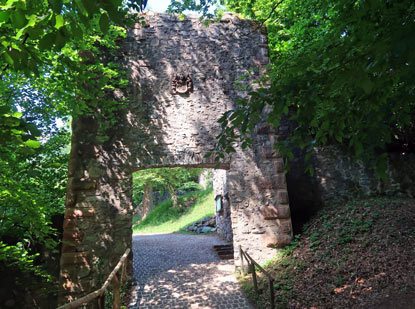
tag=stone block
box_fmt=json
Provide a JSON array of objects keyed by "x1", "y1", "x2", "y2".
[
  {"x1": 262, "y1": 233, "x2": 292, "y2": 248},
  {"x1": 61, "y1": 243, "x2": 77, "y2": 253},
  {"x1": 65, "y1": 207, "x2": 96, "y2": 219},
  {"x1": 256, "y1": 124, "x2": 278, "y2": 135},
  {"x1": 259, "y1": 204, "x2": 291, "y2": 220},
  {"x1": 274, "y1": 158, "x2": 285, "y2": 173},
  {"x1": 62, "y1": 230, "x2": 85, "y2": 245},
  {"x1": 276, "y1": 218, "x2": 293, "y2": 234},
  {"x1": 63, "y1": 218, "x2": 77, "y2": 230},
  {"x1": 260, "y1": 148, "x2": 279, "y2": 159},
  {"x1": 70, "y1": 178, "x2": 97, "y2": 191},
  {"x1": 65, "y1": 191, "x2": 77, "y2": 207},
  {"x1": 273, "y1": 174, "x2": 287, "y2": 189},
  {"x1": 277, "y1": 190, "x2": 289, "y2": 204},
  {"x1": 60, "y1": 252, "x2": 91, "y2": 266}
]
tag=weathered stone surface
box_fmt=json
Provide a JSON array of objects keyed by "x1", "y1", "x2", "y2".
[
  {"x1": 259, "y1": 204, "x2": 291, "y2": 220},
  {"x1": 274, "y1": 158, "x2": 285, "y2": 173},
  {"x1": 60, "y1": 252, "x2": 91, "y2": 266},
  {"x1": 262, "y1": 233, "x2": 292, "y2": 248},
  {"x1": 59, "y1": 13, "x2": 292, "y2": 305},
  {"x1": 277, "y1": 190, "x2": 289, "y2": 204}
]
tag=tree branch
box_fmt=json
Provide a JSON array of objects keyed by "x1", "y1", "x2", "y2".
[
  {"x1": 260, "y1": 0, "x2": 284, "y2": 27},
  {"x1": 1, "y1": 33, "x2": 30, "y2": 80}
]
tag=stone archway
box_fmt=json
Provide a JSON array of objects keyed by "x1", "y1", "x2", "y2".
[{"x1": 59, "y1": 13, "x2": 293, "y2": 306}]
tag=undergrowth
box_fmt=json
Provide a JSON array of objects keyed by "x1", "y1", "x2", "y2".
[
  {"x1": 132, "y1": 188, "x2": 214, "y2": 234},
  {"x1": 239, "y1": 197, "x2": 415, "y2": 308}
]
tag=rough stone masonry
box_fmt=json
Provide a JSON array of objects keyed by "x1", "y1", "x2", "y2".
[{"x1": 58, "y1": 12, "x2": 293, "y2": 306}]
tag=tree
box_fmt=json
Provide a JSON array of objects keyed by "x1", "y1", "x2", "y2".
[
  {"x1": 170, "y1": 0, "x2": 415, "y2": 177},
  {"x1": 133, "y1": 167, "x2": 202, "y2": 212},
  {"x1": 0, "y1": 0, "x2": 148, "y2": 304}
]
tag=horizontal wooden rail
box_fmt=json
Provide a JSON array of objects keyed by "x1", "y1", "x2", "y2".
[
  {"x1": 239, "y1": 246, "x2": 276, "y2": 309},
  {"x1": 57, "y1": 248, "x2": 130, "y2": 309}
]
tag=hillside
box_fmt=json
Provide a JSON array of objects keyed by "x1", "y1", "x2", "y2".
[
  {"x1": 240, "y1": 197, "x2": 415, "y2": 308},
  {"x1": 132, "y1": 189, "x2": 215, "y2": 234}
]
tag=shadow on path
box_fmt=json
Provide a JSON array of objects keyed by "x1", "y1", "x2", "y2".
[{"x1": 128, "y1": 233, "x2": 253, "y2": 308}]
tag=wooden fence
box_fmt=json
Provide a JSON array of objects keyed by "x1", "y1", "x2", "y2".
[
  {"x1": 239, "y1": 246, "x2": 275, "y2": 309},
  {"x1": 57, "y1": 248, "x2": 131, "y2": 309}
]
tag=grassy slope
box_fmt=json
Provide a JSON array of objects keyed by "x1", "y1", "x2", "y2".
[
  {"x1": 132, "y1": 188, "x2": 215, "y2": 234},
  {"x1": 240, "y1": 197, "x2": 415, "y2": 308}
]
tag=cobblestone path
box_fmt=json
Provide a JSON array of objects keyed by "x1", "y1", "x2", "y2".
[{"x1": 128, "y1": 233, "x2": 253, "y2": 309}]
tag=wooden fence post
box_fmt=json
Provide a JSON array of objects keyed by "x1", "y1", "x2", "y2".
[
  {"x1": 239, "y1": 246, "x2": 246, "y2": 275},
  {"x1": 250, "y1": 262, "x2": 258, "y2": 295},
  {"x1": 112, "y1": 272, "x2": 120, "y2": 309},
  {"x1": 98, "y1": 292, "x2": 105, "y2": 309}
]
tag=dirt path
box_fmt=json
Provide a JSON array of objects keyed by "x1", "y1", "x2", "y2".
[{"x1": 128, "y1": 233, "x2": 253, "y2": 309}]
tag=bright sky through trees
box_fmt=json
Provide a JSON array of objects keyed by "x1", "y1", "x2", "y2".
[{"x1": 146, "y1": 0, "x2": 170, "y2": 12}]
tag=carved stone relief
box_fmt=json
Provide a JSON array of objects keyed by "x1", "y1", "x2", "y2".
[{"x1": 172, "y1": 73, "x2": 193, "y2": 94}]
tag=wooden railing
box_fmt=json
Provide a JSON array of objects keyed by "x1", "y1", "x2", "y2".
[
  {"x1": 239, "y1": 246, "x2": 275, "y2": 309},
  {"x1": 57, "y1": 248, "x2": 131, "y2": 309}
]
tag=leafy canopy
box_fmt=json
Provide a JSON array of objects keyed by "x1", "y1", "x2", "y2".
[{"x1": 0, "y1": 0, "x2": 148, "y2": 292}]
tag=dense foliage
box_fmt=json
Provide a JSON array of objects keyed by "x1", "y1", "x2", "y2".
[
  {"x1": 0, "y1": 0, "x2": 147, "y2": 303},
  {"x1": 133, "y1": 167, "x2": 202, "y2": 208},
  {"x1": 170, "y1": 0, "x2": 415, "y2": 177}
]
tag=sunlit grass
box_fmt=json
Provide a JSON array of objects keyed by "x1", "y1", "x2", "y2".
[{"x1": 132, "y1": 188, "x2": 214, "y2": 234}]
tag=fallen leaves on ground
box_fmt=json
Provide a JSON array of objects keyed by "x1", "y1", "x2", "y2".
[{"x1": 240, "y1": 197, "x2": 415, "y2": 308}]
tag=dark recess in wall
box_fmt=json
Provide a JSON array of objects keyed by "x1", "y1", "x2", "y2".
[
  {"x1": 278, "y1": 115, "x2": 323, "y2": 235},
  {"x1": 286, "y1": 161, "x2": 323, "y2": 235}
]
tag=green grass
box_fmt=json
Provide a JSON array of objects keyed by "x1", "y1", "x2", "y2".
[{"x1": 132, "y1": 188, "x2": 215, "y2": 234}]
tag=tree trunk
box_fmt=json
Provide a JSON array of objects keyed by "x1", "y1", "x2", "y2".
[
  {"x1": 168, "y1": 184, "x2": 179, "y2": 208},
  {"x1": 140, "y1": 182, "x2": 153, "y2": 220}
]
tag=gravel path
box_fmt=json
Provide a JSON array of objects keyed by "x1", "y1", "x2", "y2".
[{"x1": 128, "y1": 233, "x2": 253, "y2": 309}]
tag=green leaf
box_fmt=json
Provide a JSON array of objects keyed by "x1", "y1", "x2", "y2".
[
  {"x1": 55, "y1": 14, "x2": 64, "y2": 29},
  {"x1": 48, "y1": 0, "x2": 63, "y2": 13},
  {"x1": 10, "y1": 9, "x2": 25, "y2": 28},
  {"x1": 54, "y1": 29, "x2": 67, "y2": 50},
  {"x1": 70, "y1": 22, "x2": 83, "y2": 39},
  {"x1": 27, "y1": 26, "x2": 43, "y2": 39},
  {"x1": 1, "y1": 0, "x2": 19, "y2": 10},
  {"x1": 4, "y1": 51, "x2": 14, "y2": 65},
  {"x1": 24, "y1": 140, "x2": 41, "y2": 149},
  {"x1": 39, "y1": 32, "x2": 56, "y2": 51},
  {"x1": 107, "y1": 8, "x2": 123, "y2": 24},
  {"x1": 360, "y1": 77, "x2": 372, "y2": 94},
  {"x1": 81, "y1": 0, "x2": 98, "y2": 15},
  {"x1": 99, "y1": 13, "x2": 109, "y2": 34},
  {"x1": 0, "y1": 11, "x2": 10, "y2": 23}
]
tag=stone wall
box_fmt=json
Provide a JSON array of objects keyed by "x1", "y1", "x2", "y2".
[
  {"x1": 280, "y1": 116, "x2": 415, "y2": 233},
  {"x1": 59, "y1": 12, "x2": 293, "y2": 305},
  {"x1": 213, "y1": 169, "x2": 233, "y2": 242}
]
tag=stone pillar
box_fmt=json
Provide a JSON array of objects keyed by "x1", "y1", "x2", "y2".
[
  {"x1": 213, "y1": 169, "x2": 233, "y2": 242},
  {"x1": 58, "y1": 116, "x2": 133, "y2": 307},
  {"x1": 230, "y1": 122, "x2": 293, "y2": 266}
]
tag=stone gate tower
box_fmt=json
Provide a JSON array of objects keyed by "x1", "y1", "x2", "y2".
[{"x1": 59, "y1": 12, "x2": 293, "y2": 306}]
